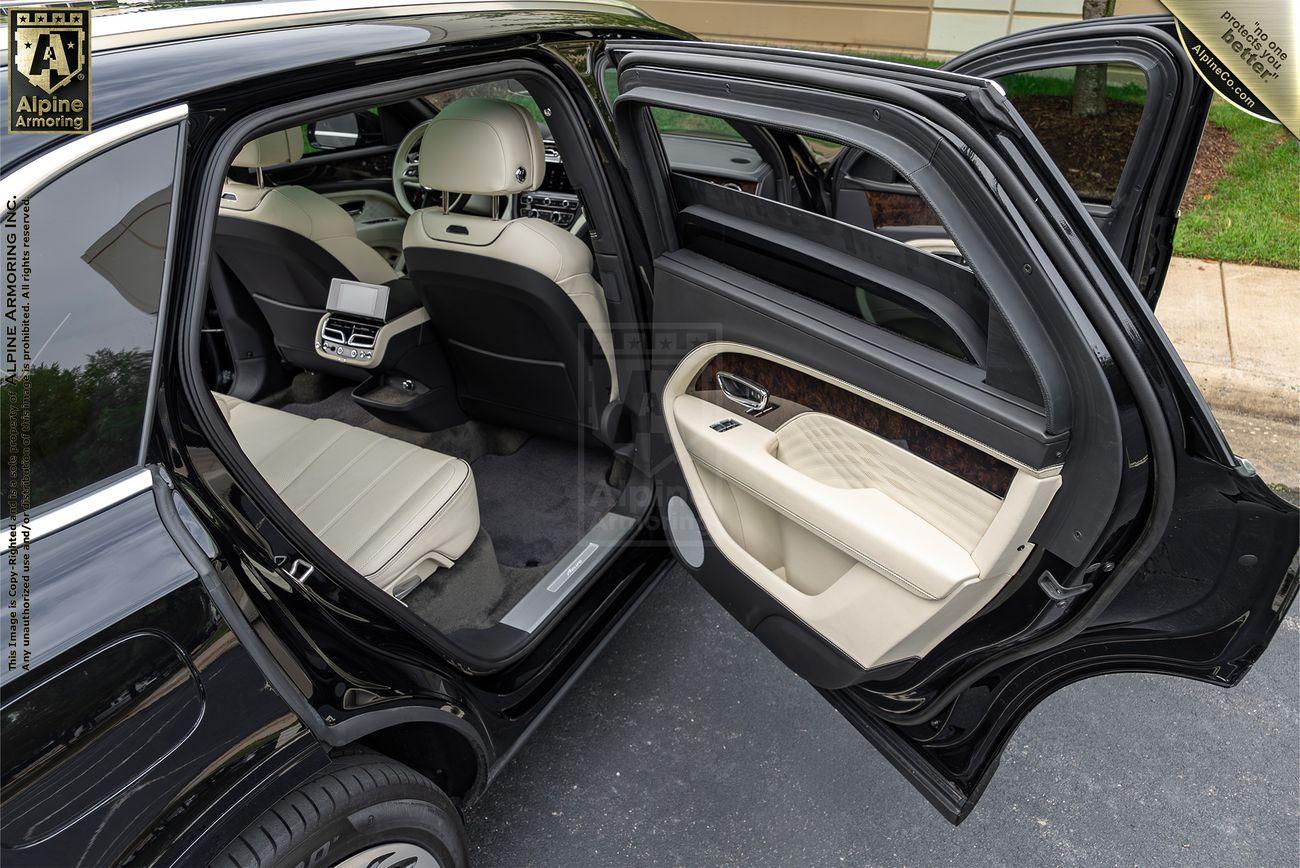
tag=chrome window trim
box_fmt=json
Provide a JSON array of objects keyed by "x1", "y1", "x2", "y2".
[
  {"x1": 86, "y1": 0, "x2": 652, "y2": 52},
  {"x1": 9, "y1": 468, "x2": 154, "y2": 549},
  {"x1": 1, "y1": 104, "x2": 189, "y2": 207}
]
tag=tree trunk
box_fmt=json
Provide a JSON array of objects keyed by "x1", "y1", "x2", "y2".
[{"x1": 1072, "y1": 0, "x2": 1114, "y2": 117}]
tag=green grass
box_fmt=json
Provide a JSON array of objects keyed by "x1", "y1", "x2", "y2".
[
  {"x1": 1173, "y1": 103, "x2": 1300, "y2": 269},
  {"x1": 650, "y1": 107, "x2": 743, "y2": 139},
  {"x1": 858, "y1": 53, "x2": 1299, "y2": 269},
  {"x1": 996, "y1": 70, "x2": 1147, "y2": 106},
  {"x1": 846, "y1": 52, "x2": 941, "y2": 69}
]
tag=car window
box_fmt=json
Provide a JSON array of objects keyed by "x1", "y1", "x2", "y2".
[
  {"x1": 0, "y1": 127, "x2": 179, "y2": 512},
  {"x1": 427, "y1": 79, "x2": 546, "y2": 129},
  {"x1": 800, "y1": 134, "x2": 844, "y2": 165},
  {"x1": 995, "y1": 62, "x2": 1147, "y2": 204},
  {"x1": 601, "y1": 66, "x2": 745, "y2": 141},
  {"x1": 634, "y1": 100, "x2": 1044, "y2": 404},
  {"x1": 652, "y1": 108, "x2": 744, "y2": 141},
  {"x1": 646, "y1": 106, "x2": 993, "y2": 364}
]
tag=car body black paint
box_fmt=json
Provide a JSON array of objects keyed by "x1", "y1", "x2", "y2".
[
  {"x1": 0, "y1": 10, "x2": 682, "y2": 865},
  {"x1": 0, "y1": 7, "x2": 1294, "y2": 862},
  {"x1": 0, "y1": 490, "x2": 313, "y2": 867}
]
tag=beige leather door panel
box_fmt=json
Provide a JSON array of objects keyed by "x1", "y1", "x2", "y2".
[{"x1": 664, "y1": 343, "x2": 1061, "y2": 670}]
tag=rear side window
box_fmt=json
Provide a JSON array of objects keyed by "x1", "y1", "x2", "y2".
[
  {"x1": 995, "y1": 62, "x2": 1147, "y2": 204},
  {"x1": 1, "y1": 127, "x2": 179, "y2": 511},
  {"x1": 602, "y1": 68, "x2": 746, "y2": 142}
]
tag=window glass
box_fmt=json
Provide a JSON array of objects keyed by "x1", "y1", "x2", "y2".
[
  {"x1": 652, "y1": 108, "x2": 744, "y2": 141},
  {"x1": 800, "y1": 134, "x2": 844, "y2": 165},
  {"x1": 996, "y1": 62, "x2": 1147, "y2": 203},
  {"x1": 601, "y1": 67, "x2": 744, "y2": 141},
  {"x1": 1, "y1": 127, "x2": 178, "y2": 511},
  {"x1": 645, "y1": 106, "x2": 993, "y2": 366},
  {"x1": 427, "y1": 79, "x2": 545, "y2": 127}
]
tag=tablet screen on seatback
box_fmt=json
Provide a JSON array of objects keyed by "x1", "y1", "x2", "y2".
[{"x1": 327, "y1": 278, "x2": 390, "y2": 321}]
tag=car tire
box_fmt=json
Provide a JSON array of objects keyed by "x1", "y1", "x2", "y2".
[{"x1": 210, "y1": 751, "x2": 468, "y2": 868}]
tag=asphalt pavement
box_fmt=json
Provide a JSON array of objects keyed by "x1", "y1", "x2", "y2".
[{"x1": 465, "y1": 563, "x2": 1299, "y2": 867}]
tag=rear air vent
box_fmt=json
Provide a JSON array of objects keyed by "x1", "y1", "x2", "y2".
[{"x1": 322, "y1": 316, "x2": 379, "y2": 348}]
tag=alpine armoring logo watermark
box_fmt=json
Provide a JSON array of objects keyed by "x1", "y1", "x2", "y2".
[{"x1": 7, "y1": 6, "x2": 92, "y2": 135}]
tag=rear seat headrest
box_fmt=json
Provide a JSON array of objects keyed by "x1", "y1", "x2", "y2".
[
  {"x1": 233, "y1": 128, "x2": 305, "y2": 169},
  {"x1": 417, "y1": 98, "x2": 546, "y2": 196}
]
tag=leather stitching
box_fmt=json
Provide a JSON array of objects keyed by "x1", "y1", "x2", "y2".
[
  {"x1": 689, "y1": 452, "x2": 955, "y2": 600},
  {"x1": 352, "y1": 460, "x2": 466, "y2": 572},
  {"x1": 287, "y1": 436, "x2": 386, "y2": 514},
  {"x1": 364, "y1": 469, "x2": 476, "y2": 582}
]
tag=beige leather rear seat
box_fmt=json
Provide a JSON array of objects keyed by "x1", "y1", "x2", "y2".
[{"x1": 214, "y1": 393, "x2": 479, "y2": 598}]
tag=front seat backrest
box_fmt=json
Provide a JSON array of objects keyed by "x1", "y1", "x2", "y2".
[
  {"x1": 215, "y1": 128, "x2": 401, "y2": 375},
  {"x1": 403, "y1": 98, "x2": 619, "y2": 442}
]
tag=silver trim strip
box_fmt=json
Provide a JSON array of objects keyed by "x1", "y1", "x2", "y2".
[
  {"x1": 499, "y1": 511, "x2": 638, "y2": 633},
  {"x1": 2, "y1": 104, "x2": 189, "y2": 206},
  {"x1": 11, "y1": 468, "x2": 154, "y2": 548}
]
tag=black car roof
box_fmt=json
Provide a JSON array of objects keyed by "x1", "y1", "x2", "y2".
[
  {"x1": 64, "y1": 0, "x2": 655, "y2": 52},
  {"x1": 0, "y1": 1, "x2": 681, "y2": 172}
]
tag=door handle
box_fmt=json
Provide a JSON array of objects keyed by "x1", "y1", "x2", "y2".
[{"x1": 716, "y1": 371, "x2": 770, "y2": 414}]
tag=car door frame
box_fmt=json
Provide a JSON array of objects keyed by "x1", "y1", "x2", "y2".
[
  {"x1": 607, "y1": 40, "x2": 1296, "y2": 823},
  {"x1": 0, "y1": 108, "x2": 329, "y2": 867},
  {"x1": 945, "y1": 14, "x2": 1212, "y2": 304}
]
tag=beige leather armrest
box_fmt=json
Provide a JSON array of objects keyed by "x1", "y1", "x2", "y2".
[{"x1": 673, "y1": 395, "x2": 979, "y2": 600}]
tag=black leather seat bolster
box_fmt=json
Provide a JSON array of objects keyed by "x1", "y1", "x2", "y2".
[
  {"x1": 384, "y1": 276, "x2": 422, "y2": 317},
  {"x1": 405, "y1": 246, "x2": 610, "y2": 439}
]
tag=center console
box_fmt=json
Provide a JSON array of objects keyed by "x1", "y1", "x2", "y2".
[
  {"x1": 314, "y1": 277, "x2": 464, "y2": 431},
  {"x1": 517, "y1": 148, "x2": 582, "y2": 230},
  {"x1": 518, "y1": 190, "x2": 580, "y2": 228},
  {"x1": 315, "y1": 278, "x2": 426, "y2": 369}
]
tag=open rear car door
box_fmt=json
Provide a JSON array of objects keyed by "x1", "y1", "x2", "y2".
[{"x1": 608, "y1": 38, "x2": 1298, "y2": 823}]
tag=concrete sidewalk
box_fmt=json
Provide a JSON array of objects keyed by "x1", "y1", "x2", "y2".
[{"x1": 1158, "y1": 257, "x2": 1299, "y2": 488}]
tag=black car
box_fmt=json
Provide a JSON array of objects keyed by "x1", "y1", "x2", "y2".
[{"x1": 1, "y1": 2, "x2": 1295, "y2": 865}]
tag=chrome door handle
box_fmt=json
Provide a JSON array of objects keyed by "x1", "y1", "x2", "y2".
[{"x1": 716, "y1": 371, "x2": 770, "y2": 414}]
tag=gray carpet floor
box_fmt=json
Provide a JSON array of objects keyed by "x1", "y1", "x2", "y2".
[
  {"x1": 408, "y1": 437, "x2": 619, "y2": 633},
  {"x1": 404, "y1": 530, "x2": 547, "y2": 634},
  {"x1": 471, "y1": 435, "x2": 619, "y2": 568},
  {"x1": 274, "y1": 378, "x2": 622, "y2": 633}
]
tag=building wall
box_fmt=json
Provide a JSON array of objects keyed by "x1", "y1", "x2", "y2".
[{"x1": 636, "y1": 0, "x2": 1167, "y2": 59}]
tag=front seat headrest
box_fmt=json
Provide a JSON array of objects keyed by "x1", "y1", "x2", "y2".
[
  {"x1": 233, "y1": 128, "x2": 305, "y2": 169},
  {"x1": 417, "y1": 98, "x2": 546, "y2": 196}
]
